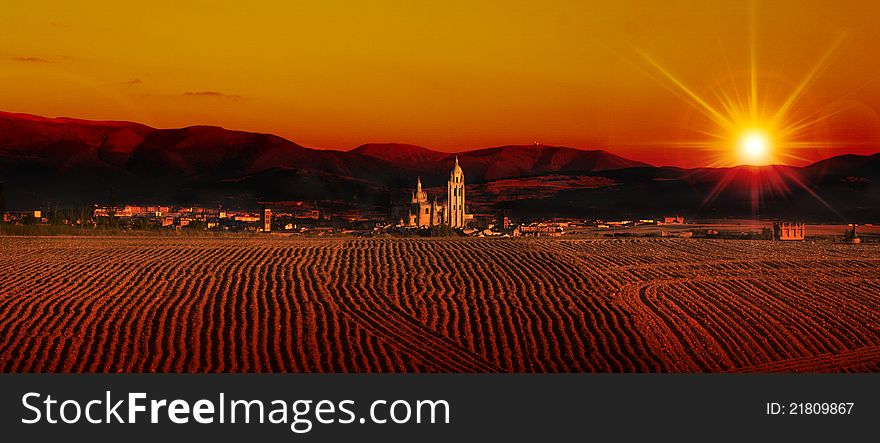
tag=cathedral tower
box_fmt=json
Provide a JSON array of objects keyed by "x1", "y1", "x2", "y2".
[{"x1": 447, "y1": 157, "x2": 465, "y2": 228}]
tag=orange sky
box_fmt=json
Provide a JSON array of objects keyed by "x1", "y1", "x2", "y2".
[{"x1": 2, "y1": 1, "x2": 879, "y2": 167}]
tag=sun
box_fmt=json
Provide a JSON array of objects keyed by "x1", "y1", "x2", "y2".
[
  {"x1": 738, "y1": 129, "x2": 772, "y2": 164},
  {"x1": 632, "y1": 20, "x2": 849, "y2": 170},
  {"x1": 628, "y1": 7, "x2": 851, "y2": 216}
]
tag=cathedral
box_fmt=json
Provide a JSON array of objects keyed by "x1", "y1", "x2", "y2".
[{"x1": 395, "y1": 157, "x2": 467, "y2": 228}]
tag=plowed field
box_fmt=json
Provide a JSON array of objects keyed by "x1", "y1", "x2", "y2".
[{"x1": 1, "y1": 237, "x2": 878, "y2": 372}]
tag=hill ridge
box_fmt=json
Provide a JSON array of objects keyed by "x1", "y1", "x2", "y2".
[{"x1": 1, "y1": 111, "x2": 878, "y2": 221}]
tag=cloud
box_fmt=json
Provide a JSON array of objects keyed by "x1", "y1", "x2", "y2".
[
  {"x1": 121, "y1": 78, "x2": 143, "y2": 87},
  {"x1": 12, "y1": 56, "x2": 48, "y2": 63},
  {"x1": 182, "y1": 91, "x2": 242, "y2": 100}
]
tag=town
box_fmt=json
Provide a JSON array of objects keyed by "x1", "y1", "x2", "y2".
[{"x1": 0, "y1": 158, "x2": 871, "y2": 243}]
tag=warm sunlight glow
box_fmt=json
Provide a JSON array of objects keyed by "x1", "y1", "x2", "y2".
[
  {"x1": 738, "y1": 130, "x2": 771, "y2": 164},
  {"x1": 3, "y1": 2, "x2": 878, "y2": 165},
  {"x1": 629, "y1": 5, "x2": 860, "y2": 217}
]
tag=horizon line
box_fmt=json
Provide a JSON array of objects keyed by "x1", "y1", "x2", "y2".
[{"x1": 2, "y1": 109, "x2": 878, "y2": 169}]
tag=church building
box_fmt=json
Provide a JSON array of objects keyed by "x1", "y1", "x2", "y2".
[{"x1": 394, "y1": 157, "x2": 468, "y2": 228}]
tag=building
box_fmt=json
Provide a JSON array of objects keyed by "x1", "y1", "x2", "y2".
[
  {"x1": 844, "y1": 224, "x2": 861, "y2": 244},
  {"x1": 499, "y1": 215, "x2": 511, "y2": 230},
  {"x1": 261, "y1": 207, "x2": 272, "y2": 232},
  {"x1": 447, "y1": 157, "x2": 465, "y2": 228},
  {"x1": 513, "y1": 223, "x2": 564, "y2": 237},
  {"x1": 395, "y1": 177, "x2": 445, "y2": 228},
  {"x1": 773, "y1": 222, "x2": 805, "y2": 241},
  {"x1": 661, "y1": 215, "x2": 685, "y2": 225},
  {"x1": 393, "y1": 158, "x2": 469, "y2": 229}
]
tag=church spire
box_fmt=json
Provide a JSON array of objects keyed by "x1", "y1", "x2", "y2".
[
  {"x1": 450, "y1": 156, "x2": 463, "y2": 177},
  {"x1": 417, "y1": 176, "x2": 422, "y2": 192}
]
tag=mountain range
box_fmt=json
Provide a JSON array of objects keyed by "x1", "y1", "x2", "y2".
[{"x1": 1, "y1": 111, "x2": 878, "y2": 221}]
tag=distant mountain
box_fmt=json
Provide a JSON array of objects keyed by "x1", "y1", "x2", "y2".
[
  {"x1": 0, "y1": 112, "x2": 650, "y2": 208},
  {"x1": 352, "y1": 143, "x2": 649, "y2": 183},
  {"x1": 495, "y1": 158, "x2": 880, "y2": 222},
  {"x1": 0, "y1": 112, "x2": 386, "y2": 179},
  {"x1": 0, "y1": 111, "x2": 878, "y2": 221},
  {"x1": 0, "y1": 112, "x2": 152, "y2": 171},
  {"x1": 350, "y1": 143, "x2": 448, "y2": 165},
  {"x1": 454, "y1": 145, "x2": 649, "y2": 181},
  {"x1": 801, "y1": 153, "x2": 880, "y2": 184}
]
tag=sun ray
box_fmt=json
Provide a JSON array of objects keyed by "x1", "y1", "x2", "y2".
[
  {"x1": 622, "y1": 1, "x2": 873, "y2": 221},
  {"x1": 716, "y1": 89, "x2": 746, "y2": 124},
  {"x1": 777, "y1": 150, "x2": 813, "y2": 164},
  {"x1": 777, "y1": 100, "x2": 860, "y2": 139},
  {"x1": 622, "y1": 3, "x2": 867, "y2": 220},
  {"x1": 769, "y1": 34, "x2": 848, "y2": 129},
  {"x1": 784, "y1": 140, "x2": 877, "y2": 147},
  {"x1": 776, "y1": 167, "x2": 845, "y2": 219},
  {"x1": 749, "y1": 0, "x2": 759, "y2": 122},
  {"x1": 632, "y1": 46, "x2": 737, "y2": 133},
  {"x1": 711, "y1": 10, "x2": 747, "y2": 120},
  {"x1": 693, "y1": 129, "x2": 731, "y2": 141}
]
